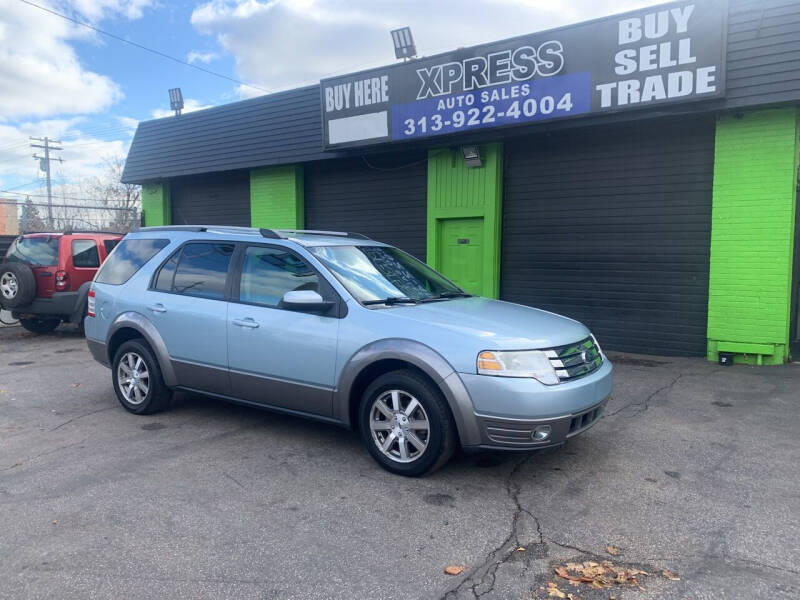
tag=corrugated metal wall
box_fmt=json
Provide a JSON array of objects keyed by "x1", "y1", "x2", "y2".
[
  {"x1": 726, "y1": 0, "x2": 800, "y2": 107},
  {"x1": 170, "y1": 171, "x2": 251, "y2": 227},
  {"x1": 501, "y1": 116, "x2": 715, "y2": 356},
  {"x1": 304, "y1": 153, "x2": 428, "y2": 260}
]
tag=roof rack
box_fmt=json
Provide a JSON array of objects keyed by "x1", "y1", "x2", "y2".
[
  {"x1": 21, "y1": 229, "x2": 124, "y2": 236},
  {"x1": 137, "y1": 225, "x2": 262, "y2": 235},
  {"x1": 260, "y1": 229, "x2": 371, "y2": 240},
  {"x1": 62, "y1": 229, "x2": 125, "y2": 236},
  {"x1": 137, "y1": 225, "x2": 207, "y2": 232}
]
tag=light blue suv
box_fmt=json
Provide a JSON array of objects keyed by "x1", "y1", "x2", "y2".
[{"x1": 86, "y1": 226, "x2": 612, "y2": 476}]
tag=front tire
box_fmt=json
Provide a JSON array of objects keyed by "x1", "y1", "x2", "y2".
[
  {"x1": 112, "y1": 339, "x2": 172, "y2": 415},
  {"x1": 19, "y1": 318, "x2": 60, "y2": 334},
  {"x1": 359, "y1": 369, "x2": 456, "y2": 477}
]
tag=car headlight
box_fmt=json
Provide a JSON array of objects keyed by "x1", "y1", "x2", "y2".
[
  {"x1": 477, "y1": 350, "x2": 559, "y2": 385},
  {"x1": 591, "y1": 333, "x2": 603, "y2": 356}
]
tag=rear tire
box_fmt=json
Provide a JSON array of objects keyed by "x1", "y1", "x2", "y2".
[
  {"x1": 0, "y1": 263, "x2": 36, "y2": 309},
  {"x1": 359, "y1": 369, "x2": 456, "y2": 477},
  {"x1": 19, "y1": 318, "x2": 60, "y2": 334},
  {"x1": 112, "y1": 339, "x2": 172, "y2": 415}
]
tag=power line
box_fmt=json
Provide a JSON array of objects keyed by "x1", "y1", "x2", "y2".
[
  {"x1": 0, "y1": 189, "x2": 102, "y2": 202},
  {"x1": 0, "y1": 179, "x2": 42, "y2": 193},
  {"x1": 17, "y1": 0, "x2": 271, "y2": 95}
]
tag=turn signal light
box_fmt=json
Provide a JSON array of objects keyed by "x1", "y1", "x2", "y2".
[
  {"x1": 477, "y1": 351, "x2": 503, "y2": 371},
  {"x1": 87, "y1": 288, "x2": 96, "y2": 318}
]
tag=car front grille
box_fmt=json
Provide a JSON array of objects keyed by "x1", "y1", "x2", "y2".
[{"x1": 544, "y1": 337, "x2": 602, "y2": 383}]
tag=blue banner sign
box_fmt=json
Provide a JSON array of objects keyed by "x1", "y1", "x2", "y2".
[{"x1": 390, "y1": 72, "x2": 591, "y2": 140}]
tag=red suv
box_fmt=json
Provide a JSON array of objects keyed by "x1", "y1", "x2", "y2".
[{"x1": 0, "y1": 231, "x2": 123, "y2": 334}]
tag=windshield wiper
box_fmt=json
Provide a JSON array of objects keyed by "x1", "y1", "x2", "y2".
[
  {"x1": 415, "y1": 291, "x2": 474, "y2": 303},
  {"x1": 362, "y1": 296, "x2": 419, "y2": 306}
]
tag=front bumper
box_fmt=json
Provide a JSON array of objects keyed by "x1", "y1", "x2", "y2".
[
  {"x1": 458, "y1": 358, "x2": 613, "y2": 451},
  {"x1": 469, "y1": 399, "x2": 607, "y2": 451}
]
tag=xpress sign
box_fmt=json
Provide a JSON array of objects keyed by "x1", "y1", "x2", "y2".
[{"x1": 321, "y1": 0, "x2": 726, "y2": 149}]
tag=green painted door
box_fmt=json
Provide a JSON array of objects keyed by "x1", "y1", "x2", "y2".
[{"x1": 438, "y1": 218, "x2": 484, "y2": 295}]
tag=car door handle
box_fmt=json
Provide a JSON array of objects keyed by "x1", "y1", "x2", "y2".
[
  {"x1": 147, "y1": 303, "x2": 167, "y2": 313},
  {"x1": 232, "y1": 318, "x2": 259, "y2": 329}
]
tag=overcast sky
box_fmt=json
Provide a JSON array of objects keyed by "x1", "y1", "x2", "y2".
[{"x1": 0, "y1": 0, "x2": 663, "y2": 197}]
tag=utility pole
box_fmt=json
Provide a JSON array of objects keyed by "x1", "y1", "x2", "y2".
[{"x1": 30, "y1": 137, "x2": 63, "y2": 228}]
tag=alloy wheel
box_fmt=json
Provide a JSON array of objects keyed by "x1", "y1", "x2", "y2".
[
  {"x1": 0, "y1": 272, "x2": 18, "y2": 300},
  {"x1": 117, "y1": 352, "x2": 150, "y2": 405},
  {"x1": 369, "y1": 389, "x2": 430, "y2": 463}
]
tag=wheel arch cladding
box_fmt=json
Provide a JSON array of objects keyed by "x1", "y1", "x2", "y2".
[
  {"x1": 106, "y1": 312, "x2": 178, "y2": 387},
  {"x1": 336, "y1": 339, "x2": 482, "y2": 447}
]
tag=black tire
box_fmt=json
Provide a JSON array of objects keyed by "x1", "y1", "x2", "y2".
[
  {"x1": 76, "y1": 314, "x2": 86, "y2": 336},
  {"x1": 0, "y1": 263, "x2": 36, "y2": 309},
  {"x1": 112, "y1": 339, "x2": 172, "y2": 415},
  {"x1": 359, "y1": 369, "x2": 457, "y2": 477},
  {"x1": 19, "y1": 318, "x2": 61, "y2": 334}
]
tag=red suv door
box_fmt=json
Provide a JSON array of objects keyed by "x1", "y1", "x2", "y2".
[{"x1": 66, "y1": 237, "x2": 102, "y2": 292}]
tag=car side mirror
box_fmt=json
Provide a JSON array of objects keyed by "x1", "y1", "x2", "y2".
[{"x1": 279, "y1": 290, "x2": 334, "y2": 312}]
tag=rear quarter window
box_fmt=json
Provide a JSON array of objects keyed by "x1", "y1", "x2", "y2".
[
  {"x1": 5, "y1": 236, "x2": 59, "y2": 266},
  {"x1": 95, "y1": 238, "x2": 170, "y2": 285}
]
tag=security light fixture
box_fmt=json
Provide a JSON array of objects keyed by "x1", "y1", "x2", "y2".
[
  {"x1": 169, "y1": 87, "x2": 184, "y2": 116},
  {"x1": 391, "y1": 27, "x2": 417, "y2": 60},
  {"x1": 461, "y1": 145, "x2": 482, "y2": 168}
]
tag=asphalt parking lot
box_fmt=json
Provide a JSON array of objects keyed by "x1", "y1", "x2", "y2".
[{"x1": 1, "y1": 325, "x2": 799, "y2": 600}]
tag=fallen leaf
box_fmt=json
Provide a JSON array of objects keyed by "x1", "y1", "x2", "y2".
[
  {"x1": 606, "y1": 545, "x2": 621, "y2": 555},
  {"x1": 444, "y1": 565, "x2": 464, "y2": 576},
  {"x1": 547, "y1": 584, "x2": 567, "y2": 598},
  {"x1": 662, "y1": 569, "x2": 680, "y2": 581}
]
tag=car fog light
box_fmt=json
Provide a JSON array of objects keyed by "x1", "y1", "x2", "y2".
[{"x1": 532, "y1": 425, "x2": 551, "y2": 442}]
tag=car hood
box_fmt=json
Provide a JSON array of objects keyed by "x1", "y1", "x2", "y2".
[{"x1": 378, "y1": 297, "x2": 591, "y2": 350}]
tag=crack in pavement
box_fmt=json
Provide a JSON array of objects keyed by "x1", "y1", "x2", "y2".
[
  {"x1": 641, "y1": 552, "x2": 800, "y2": 577},
  {"x1": 548, "y1": 538, "x2": 597, "y2": 556},
  {"x1": 49, "y1": 406, "x2": 115, "y2": 431},
  {"x1": 1, "y1": 439, "x2": 88, "y2": 472},
  {"x1": 441, "y1": 455, "x2": 543, "y2": 599},
  {"x1": 605, "y1": 373, "x2": 684, "y2": 418}
]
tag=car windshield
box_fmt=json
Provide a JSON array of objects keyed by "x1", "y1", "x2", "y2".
[
  {"x1": 309, "y1": 245, "x2": 464, "y2": 304},
  {"x1": 5, "y1": 236, "x2": 59, "y2": 266}
]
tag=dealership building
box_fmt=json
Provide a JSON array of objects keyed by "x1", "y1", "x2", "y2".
[{"x1": 123, "y1": 0, "x2": 800, "y2": 364}]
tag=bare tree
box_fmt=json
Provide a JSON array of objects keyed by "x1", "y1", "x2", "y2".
[{"x1": 83, "y1": 156, "x2": 140, "y2": 232}]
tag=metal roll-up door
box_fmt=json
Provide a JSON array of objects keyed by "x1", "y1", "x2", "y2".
[
  {"x1": 304, "y1": 153, "x2": 427, "y2": 260},
  {"x1": 501, "y1": 116, "x2": 715, "y2": 356},
  {"x1": 170, "y1": 170, "x2": 250, "y2": 226}
]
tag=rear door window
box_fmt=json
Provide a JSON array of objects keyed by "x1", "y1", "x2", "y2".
[
  {"x1": 170, "y1": 242, "x2": 234, "y2": 300},
  {"x1": 5, "y1": 236, "x2": 59, "y2": 266},
  {"x1": 72, "y1": 239, "x2": 100, "y2": 268},
  {"x1": 95, "y1": 238, "x2": 170, "y2": 285}
]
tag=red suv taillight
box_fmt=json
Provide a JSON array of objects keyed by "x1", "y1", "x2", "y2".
[
  {"x1": 87, "y1": 288, "x2": 96, "y2": 318},
  {"x1": 55, "y1": 270, "x2": 70, "y2": 291}
]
